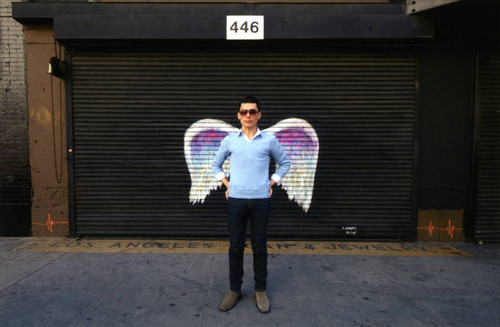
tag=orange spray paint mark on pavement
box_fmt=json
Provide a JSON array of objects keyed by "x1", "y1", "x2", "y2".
[{"x1": 32, "y1": 213, "x2": 68, "y2": 232}]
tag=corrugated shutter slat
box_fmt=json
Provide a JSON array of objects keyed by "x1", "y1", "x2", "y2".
[{"x1": 474, "y1": 46, "x2": 500, "y2": 242}]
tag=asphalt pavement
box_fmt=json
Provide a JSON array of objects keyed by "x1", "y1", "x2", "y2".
[{"x1": 0, "y1": 237, "x2": 499, "y2": 327}]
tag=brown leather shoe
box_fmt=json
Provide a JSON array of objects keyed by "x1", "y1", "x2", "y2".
[
  {"x1": 218, "y1": 291, "x2": 242, "y2": 312},
  {"x1": 255, "y1": 291, "x2": 270, "y2": 313}
]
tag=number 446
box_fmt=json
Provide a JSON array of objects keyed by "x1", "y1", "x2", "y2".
[{"x1": 230, "y1": 21, "x2": 259, "y2": 34}]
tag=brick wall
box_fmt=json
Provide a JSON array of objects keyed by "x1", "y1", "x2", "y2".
[{"x1": 0, "y1": 0, "x2": 30, "y2": 236}]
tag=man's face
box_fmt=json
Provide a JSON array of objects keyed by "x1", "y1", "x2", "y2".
[{"x1": 238, "y1": 102, "x2": 261, "y2": 129}]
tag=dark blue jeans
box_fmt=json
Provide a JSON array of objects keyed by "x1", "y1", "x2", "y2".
[{"x1": 226, "y1": 197, "x2": 271, "y2": 293}]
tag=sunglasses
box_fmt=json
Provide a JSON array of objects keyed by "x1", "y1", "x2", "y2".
[{"x1": 239, "y1": 109, "x2": 259, "y2": 116}]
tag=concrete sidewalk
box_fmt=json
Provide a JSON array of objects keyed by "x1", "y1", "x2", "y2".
[{"x1": 0, "y1": 238, "x2": 499, "y2": 327}]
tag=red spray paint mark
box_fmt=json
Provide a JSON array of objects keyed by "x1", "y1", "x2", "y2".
[
  {"x1": 446, "y1": 219, "x2": 458, "y2": 238},
  {"x1": 32, "y1": 213, "x2": 68, "y2": 232},
  {"x1": 418, "y1": 221, "x2": 435, "y2": 236},
  {"x1": 418, "y1": 220, "x2": 462, "y2": 238}
]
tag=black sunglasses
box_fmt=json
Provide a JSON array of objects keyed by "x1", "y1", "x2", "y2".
[{"x1": 239, "y1": 109, "x2": 259, "y2": 116}]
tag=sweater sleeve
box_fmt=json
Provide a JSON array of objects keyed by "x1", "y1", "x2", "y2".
[
  {"x1": 271, "y1": 136, "x2": 291, "y2": 180},
  {"x1": 212, "y1": 136, "x2": 230, "y2": 180}
]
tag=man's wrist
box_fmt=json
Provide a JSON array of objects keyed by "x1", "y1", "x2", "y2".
[
  {"x1": 271, "y1": 174, "x2": 281, "y2": 185},
  {"x1": 215, "y1": 172, "x2": 227, "y2": 181}
]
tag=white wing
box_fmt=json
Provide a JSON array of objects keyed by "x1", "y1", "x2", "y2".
[
  {"x1": 264, "y1": 118, "x2": 319, "y2": 212},
  {"x1": 184, "y1": 119, "x2": 237, "y2": 204}
]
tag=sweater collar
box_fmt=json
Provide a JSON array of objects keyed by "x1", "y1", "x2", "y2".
[{"x1": 238, "y1": 128, "x2": 262, "y2": 142}]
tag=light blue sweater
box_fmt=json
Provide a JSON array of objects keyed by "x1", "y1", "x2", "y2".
[{"x1": 213, "y1": 130, "x2": 291, "y2": 199}]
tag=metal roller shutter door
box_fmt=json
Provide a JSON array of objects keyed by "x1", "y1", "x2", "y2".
[
  {"x1": 474, "y1": 46, "x2": 500, "y2": 242},
  {"x1": 70, "y1": 43, "x2": 416, "y2": 239}
]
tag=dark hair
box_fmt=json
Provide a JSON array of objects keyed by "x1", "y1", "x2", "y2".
[{"x1": 238, "y1": 95, "x2": 260, "y2": 111}]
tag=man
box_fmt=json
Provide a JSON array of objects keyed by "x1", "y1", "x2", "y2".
[{"x1": 212, "y1": 96, "x2": 291, "y2": 313}]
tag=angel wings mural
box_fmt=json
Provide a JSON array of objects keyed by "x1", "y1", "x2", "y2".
[{"x1": 184, "y1": 118, "x2": 319, "y2": 212}]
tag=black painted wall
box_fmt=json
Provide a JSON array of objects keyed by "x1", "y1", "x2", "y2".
[{"x1": 417, "y1": 0, "x2": 499, "y2": 238}]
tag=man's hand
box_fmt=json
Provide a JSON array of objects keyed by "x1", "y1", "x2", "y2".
[
  {"x1": 221, "y1": 177, "x2": 230, "y2": 200},
  {"x1": 269, "y1": 180, "x2": 277, "y2": 198}
]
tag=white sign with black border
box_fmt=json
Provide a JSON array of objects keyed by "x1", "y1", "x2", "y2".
[{"x1": 226, "y1": 15, "x2": 264, "y2": 40}]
